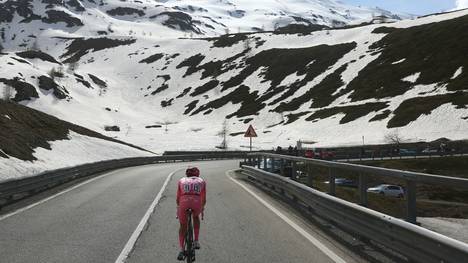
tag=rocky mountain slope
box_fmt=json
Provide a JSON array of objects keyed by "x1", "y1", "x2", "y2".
[{"x1": 0, "y1": 2, "x2": 467, "y2": 156}]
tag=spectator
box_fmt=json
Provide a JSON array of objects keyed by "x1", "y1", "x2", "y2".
[
  {"x1": 440, "y1": 142, "x2": 446, "y2": 155},
  {"x1": 275, "y1": 146, "x2": 283, "y2": 154}
]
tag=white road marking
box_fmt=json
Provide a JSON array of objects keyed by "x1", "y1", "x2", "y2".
[
  {"x1": 227, "y1": 171, "x2": 347, "y2": 263},
  {"x1": 0, "y1": 169, "x2": 122, "y2": 222},
  {"x1": 115, "y1": 169, "x2": 176, "y2": 263}
]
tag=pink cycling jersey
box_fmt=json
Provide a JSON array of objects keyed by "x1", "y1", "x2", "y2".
[{"x1": 176, "y1": 177, "x2": 206, "y2": 224}]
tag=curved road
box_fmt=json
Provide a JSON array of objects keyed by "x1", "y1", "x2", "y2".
[{"x1": 0, "y1": 160, "x2": 366, "y2": 263}]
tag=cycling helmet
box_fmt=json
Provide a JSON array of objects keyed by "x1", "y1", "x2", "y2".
[{"x1": 186, "y1": 167, "x2": 200, "y2": 177}]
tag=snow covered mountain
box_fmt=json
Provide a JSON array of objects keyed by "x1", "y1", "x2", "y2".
[
  {"x1": 0, "y1": 0, "x2": 409, "y2": 50},
  {"x1": 0, "y1": 1, "x2": 467, "y2": 165}
]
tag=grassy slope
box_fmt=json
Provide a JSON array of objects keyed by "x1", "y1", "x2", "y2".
[{"x1": 0, "y1": 101, "x2": 152, "y2": 161}]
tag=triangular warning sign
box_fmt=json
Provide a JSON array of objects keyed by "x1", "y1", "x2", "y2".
[{"x1": 244, "y1": 125, "x2": 258, "y2": 138}]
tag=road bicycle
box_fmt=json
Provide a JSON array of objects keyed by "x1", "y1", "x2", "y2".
[{"x1": 184, "y1": 208, "x2": 196, "y2": 263}]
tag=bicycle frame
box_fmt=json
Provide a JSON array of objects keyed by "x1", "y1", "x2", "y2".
[{"x1": 185, "y1": 209, "x2": 195, "y2": 263}]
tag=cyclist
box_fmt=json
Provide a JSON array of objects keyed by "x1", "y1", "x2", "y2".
[{"x1": 176, "y1": 167, "x2": 206, "y2": 260}]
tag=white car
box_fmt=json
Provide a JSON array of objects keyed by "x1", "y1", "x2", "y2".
[
  {"x1": 367, "y1": 184, "x2": 404, "y2": 198},
  {"x1": 422, "y1": 148, "x2": 438, "y2": 154}
]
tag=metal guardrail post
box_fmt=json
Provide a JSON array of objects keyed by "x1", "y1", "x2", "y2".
[
  {"x1": 359, "y1": 173, "x2": 368, "y2": 207},
  {"x1": 406, "y1": 180, "x2": 417, "y2": 224},
  {"x1": 329, "y1": 168, "x2": 336, "y2": 196},
  {"x1": 271, "y1": 157, "x2": 275, "y2": 173},
  {"x1": 263, "y1": 156, "x2": 267, "y2": 171},
  {"x1": 291, "y1": 161, "x2": 297, "y2": 180},
  {"x1": 307, "y1": 164, "x2": 313, "y2": 188},
  {"x1": 257, "y1": 155, "x2": 261, "y2": 169},
  {"x1": 280, "y1": 159, "x2": 285, "y2": 176}
]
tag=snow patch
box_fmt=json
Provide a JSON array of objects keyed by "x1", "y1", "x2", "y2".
[
  {"x1": 403, "y1": 72, "x2": 421, "y2": 83},
  {"x1": 392, "y1": 58, "x2": 406, "y2": 65},
  {"x1": 451, "y1": 67, "x2": 463, "y2": 79},
  {"x1": 0, "y1": 131, "x2": 152, "y2": 182}
]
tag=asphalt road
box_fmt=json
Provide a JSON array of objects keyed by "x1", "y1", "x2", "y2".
[{"x1": 0, "y1": 160, "x2": 365, "y2": 263}]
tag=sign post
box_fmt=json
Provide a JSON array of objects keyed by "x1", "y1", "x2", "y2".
[{"x1": 244, "y1": 124, "x2": 258, "y2": 151}]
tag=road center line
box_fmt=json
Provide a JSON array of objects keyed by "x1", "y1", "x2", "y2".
[
  {"x1": 227, "y1": 170, "x2": 347, "y2": 263},
  {"x1": 114, "y1": 169, "x2": 177, "y2": 263},
  {"x1": 0, "y1": 169, "x2": 122, "y2": 222}
]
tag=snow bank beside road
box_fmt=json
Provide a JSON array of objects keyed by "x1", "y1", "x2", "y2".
[
  {"x1": 0, "y1": 131, "x2": 153, "y2": 182},
  {"x1": 419, "y1": 217, "x2": 468, "y2": 244}
]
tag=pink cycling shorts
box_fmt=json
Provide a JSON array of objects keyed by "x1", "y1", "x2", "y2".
[{"x1": 177, "y1": 196, "x2": 203, "y2": 225}]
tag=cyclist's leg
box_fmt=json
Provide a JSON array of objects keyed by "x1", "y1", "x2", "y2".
[
  {"x1": 191, "y1": 202, "x2": 202, "y2": 247},
  {"x1": 179, "y1": 222, "x2": 187, "y2": 250},
  {"x1": 193, "y1": 215, "x2": 200, "y2": 241},
  {"x1": 177, "y1": 204, "x2": 189, "y2": 251}
]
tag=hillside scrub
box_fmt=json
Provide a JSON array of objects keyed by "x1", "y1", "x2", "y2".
[
  {"x1": 274, "y1": 64, "x2": 348, "y2": 113},
  {"x1": 203, "y1": 33, "x2": 248, "y2": 48},
  {"x1": 139, "y1": 53, "x2": 164, "y2": 64},
  {"x1": 16, "y1": 50, "x2": 60, "y2": 64},
  {"x1": 0, "y1": 77, "x2": 38, "y2": 102},
  {"x1": 88, "y1": 74, "x2": 107, "y2": 87},
  {"x1": 106, "y1": 7, "x2": 145, "y2": 17},
  {"x1": 388, "y1": 92, "x2": 468, "y2": 128},
  {"x1": 61, "y1": 37, "x2": 136, "y2": 63},
  {"x1": 179, "y1": 42, "x2": 357, "y2": 120},
  {"x1": 347, "y1": 14, "x2": 468, "y2": 101},
  {"x1": 38, "y1": 75, "x2": 68, "y2": 99},
  {"x1": 190, "y1": 80, "x2": 219, "y2": 96},
  {"x1": 191, "y1": 85, "x2": 263, "y2": 118},
  {"x1": 178, "y1": 48, "x2": 250, "y2": 80},
  {"x1": 223, "y1": 43, "x2": 356, "y2": 91},
  {"x1": 42, "y1": 10, "x2": 83, "y2": 27},
  {"x1": 306, "y1": 102, "x2": 389, "y2": 124},
  {"x1": 176, "y1": 53, "x2": 205, "y2": 77}
]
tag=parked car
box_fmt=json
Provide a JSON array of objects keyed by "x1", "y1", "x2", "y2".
[
  {"x1": 422, "y1": 148, "x2": 438, "y2": 154},
  {"x1": 304, "y1": 149, "x2": 335, "y2": 160},
  {"x1": 324, "y1": 178, "x2": 357, "y2": 188},
  {"x1": 259, "y1": 158, "x2": 282, "y2": 173},
  {"x1": 304, "y1": 149, "x2": 314, "y2": 158},
  {"x1": 319, "y1": 149, "x2": 335, "y2": 160},
  {"x1": 367, "y1": 184, "x2": 404, "y2": 198},
  {"x1": 399, "y1": 149, "x2": 417, "y2": 156}
]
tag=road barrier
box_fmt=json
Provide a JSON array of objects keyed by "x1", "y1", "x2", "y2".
[
  {"x1": 240, "y1": 164, "x2": 468, "y2": 263},
  {"x1": 0, "y1": 153, "x2": 245, "y2": 209},
  {"x1": 242, "y1": 153, "x2": 468, "y2": 224}
]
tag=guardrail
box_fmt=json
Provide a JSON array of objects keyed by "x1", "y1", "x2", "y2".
[
  {"x1": 242, "y1": 153, "x2": 468, "y2": 224},
  {"x1": 336, "y1": 151, "x2": 468, "y2": 162},
  {"x1": 0, "y1": 153, "x2": 245, "y2": 209},
  {"x1": 240, "y1": 165, "x2": 468, "y2": 263}
]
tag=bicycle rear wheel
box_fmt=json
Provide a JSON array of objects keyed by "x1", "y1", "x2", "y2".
[{"x1": 185, "y1": 210, "x2": 195, "y2": 263}]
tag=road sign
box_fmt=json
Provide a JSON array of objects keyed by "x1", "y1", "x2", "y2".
[
  {"x1": 244, "y1": 125, "x2": 257, "y2": 151},
  {"x1": 244, "y1": 125, "x2": 257, "y2": 138}
]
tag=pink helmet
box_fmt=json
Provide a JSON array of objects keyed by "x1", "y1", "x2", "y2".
[{"x1": 186, "y1": 167, "x2": 200, "y2": 177}]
